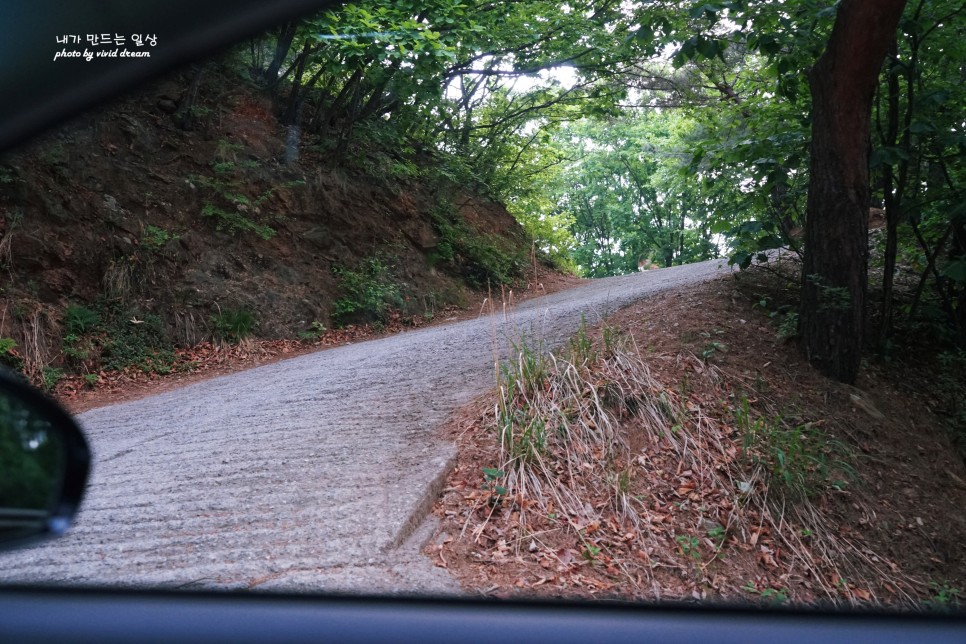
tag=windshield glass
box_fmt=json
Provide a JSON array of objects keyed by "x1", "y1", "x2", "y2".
[{"x1": 0, "y1": 0, "x2": 964, "y2": 609}]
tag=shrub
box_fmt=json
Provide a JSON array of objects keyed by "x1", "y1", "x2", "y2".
[
  {"x1": 141, "y1": 225, "x2": 179, "y2": 250},
  {"x1": 99, "y1": 310, "x2": 175, "y2": 373},
  {"x1": 0, "y1": 337, "x2": 21, "y2": 372},
  {"x1": 332, "y1": 257, "x2": 402, "y2": 325},
  {"x1": 63, "y1": 305, "x2": 100, "y2": 335}
]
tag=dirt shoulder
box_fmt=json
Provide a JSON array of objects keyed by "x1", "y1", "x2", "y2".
[{"x1": 428, "y1": 267, "x2": 966, "y2": 608}]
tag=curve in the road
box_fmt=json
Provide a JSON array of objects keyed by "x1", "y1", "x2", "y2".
[{"x1": 0, "y1": 258, "x2": 729, "y2": 593}]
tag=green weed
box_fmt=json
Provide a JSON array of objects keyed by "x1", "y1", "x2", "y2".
[
  {"x1": 0, "y1": 337, "x2": 21, "y2": 372},
  {"x1": 734, "y1": 395, "x2": 854, "y2": 500},
  {"x1": 63, "y1": 305, "x2": 100, "y2": 335},
  {"x1": 675, "y1": 534, "x2": 702, "y2": 561},
  {"x1": 189, "y1": 157, "x2": 302, "y2": 240},
  {"x1": 141, "y1": 225, "x2": 179, "y2": 251},
  {"x1": 211, "y1": 308, "x2": 256, "y2": 343},
  {"x1": 41, "y1": 367, "x2": 64, "y2": 391},
  {"x1": 567, "y1": 316, "x2": 596, "y2": 365},
  {"x1": 928, "y1": 582, "x2": 962, "y2": 611},
  {"x1": 742, "y1": 582, "x2": 789, "y2": 604},
  {"x1": 482, "y1": 467, "x2": 508, "y2": 497},
  {"x1": 297, "y1": 321, "x2": 327, "y2": 342},
  {"x1": 805, "y1": 274, "x2": 852, "y2": 312},
  {"x1": 700, "y1": 341, "x2": 727, "y2": 361},
  {"x1": 777, "y1": 311, "x2": 799, "y2": 340},
  {"x1": 582, "y1": 544, "x2": 602, "y2": 561},
  {"x1": 332, "y1": 256, "x2": 402, "y2": 325},
  {"x1": 200, "y1": 203, "x2": 275, "y2": 240}
]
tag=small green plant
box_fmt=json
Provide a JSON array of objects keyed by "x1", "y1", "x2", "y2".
[
  {"x1": 297, "y1": 321, "x2": 327, "y2": 342},
  {"x1": 927, "y1": 582, "x2": 962, "y2": 610},
  {"x1": 188, "y1": 156, "x2": 300, "y2": 240},
  {"x1": 743, "y1": 582, "x2": 789, "y2": 604},
  {"x1": 700, "y1": 341, "x2": 726, "y2": 361},
  {"x1": 734, "y1": 395, "x2": 854, "y2": 500},
  {"x1": 63, "y1": 305, "x2": 100, "y2": 335},
  {"x1": 62, "y1": 333, "x2": 90, "y2": 362},
  {"x1": 706, "y1": 524, "x2": 726, "y2": 545},
  {"x1": 675, "y1": 534, "x2": 702, "y2": 560},
  {"x1": 567, "y1": 316, "x2": 596, "y2": 365},
  {"x1": 211, "y1": 308, "x2": 256, "y2": 343},
  {"x1": 200, "y1": 203, "x2": 275, "y2": 240},
  {"x1": 806, "y1": 274, "x2": 852, "y2": 312},
  {"x1": 83, "y1": 374, "x2": 99, "y2": 387},
  {"x1": 42, "y1": 367, "x2": 64, "y2": 391},
  {"x1": 141, "y1": 225, "x2": 179, "y2": 251},
  {"x1": 332, "y1": 257, "x2": 402, "y2": 325},
  {"x1": 495, "y1": 338, "x2": 552, "y2": 466},
  {"x1": 777, "y1": 311, "x2": 799, "y2": 340},
  {"x1": 581, "y1": 544, "x2": 601, "y2": 561},
  {"x1": 0, "y1": 337, "x2": 21, "y2": 371},
  {"x1": 101, "y1": 309, "x2": 176, "y2": 374},
  {"x1": 428, "y1": 200, "x2": 526, "y2": 287},
  {"x1": 482, "y1": 467, "x2": 508, "y2": 496}
]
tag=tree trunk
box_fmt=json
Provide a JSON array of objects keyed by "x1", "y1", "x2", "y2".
[
  {"x1": 800, "y1": 0, "x2": 907, "y2": 384},
  {"x1": 264, "y1": 21, "x2": 299, "y2": 89},
  {"x1": 879, "y1": 41, "x2": 901, "y2": 347}
]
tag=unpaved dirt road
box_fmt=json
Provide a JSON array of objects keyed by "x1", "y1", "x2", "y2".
[{"x1": 0, "y1": 259, "x2": 729, "y2": 593}]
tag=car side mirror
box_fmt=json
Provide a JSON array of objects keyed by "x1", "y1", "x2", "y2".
[{"x1": 0, "y1": 369, "x2": 89, "y2": 551}]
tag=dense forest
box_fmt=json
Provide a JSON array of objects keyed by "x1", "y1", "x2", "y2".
[{"x1": 230, "y1": 0, "x2": 963, "y2": 379}]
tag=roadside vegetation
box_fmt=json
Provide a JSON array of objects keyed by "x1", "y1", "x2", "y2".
[
  {"x1": 0, "y1": 0, "x2": 962, "y2": 609},
  {"x1": 432, "y1": 262, "x2": 966, "y2": 608}
]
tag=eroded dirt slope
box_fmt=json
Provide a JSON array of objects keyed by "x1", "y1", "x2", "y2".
[{"x1": 0, "y1": 61, "x2": 535, "y2": 384}]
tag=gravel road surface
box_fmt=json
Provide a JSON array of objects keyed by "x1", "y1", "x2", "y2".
[{"x1": 0, "y1": 259, "x2": 729, "y2": 593}]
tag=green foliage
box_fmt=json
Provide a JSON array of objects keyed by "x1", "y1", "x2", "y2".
[
  {"x1": 189, "y1": 158, "x2": 300, "y2": 240},
  {"x1": 734, "y1": 395, "x2": 854, "y2": 500},
  {"x1": 63, "y1": 305, "x2": 100, "y2": 335},
  {"x1": 41, "y1": 367, "x2": 64, "y2": 391},
  {"x1": 805, "y1": 274, "x2": 852, "y2": 312},
  {"x1": 742, "y1": 582, "x2": 790, "y2": 605},
  {"x1": 59, "y1": 302, "x2": 176, "y2": 375},
  {"x1": 429, "y1": 201, "x2": 526, "y2": 287},
  {"x1": 496, "y1": 338, "x2": 550, "y2": 465},
  {"x1": 927, "y1": 582, "x2": 963, "y2": 611},
  {"x1": 482, "y1": 467, "x2": 508, "y2": 497},
  {"x1": 297, "y1": 321, "x2": 328, "y2": 342},
  {"x1": 211, "y1": 308, "x2": 257, "y2": 343},
  {"x1": 100, "y1": 310, "x2": 175, "y2": 373},
  {"x1": 0, "y1": 337, "x2": 21, "y2": 372},
  {"x1": 700, "y1": 341, "x2": 726, "y2": 361},
  {"x1": 141, "y1": 225, "x2": 179, "y2": 251},
  {"x1": 200, "y1": 204, "x2": 275, "y2": 240},
  {"x1": 332, "y1": 256, "x2": 402, "y2": 325},
  {"x1": 675, "y1": 534, "x2": 702, "y2": 561},
  {"x1": 567, "y1": 316, "x2": 597, "y2": 366}
]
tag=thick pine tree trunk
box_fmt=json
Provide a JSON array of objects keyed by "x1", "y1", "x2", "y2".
[{"x1": 800, "y1": 0, "x2": 907, "y2": 383}]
